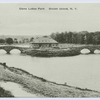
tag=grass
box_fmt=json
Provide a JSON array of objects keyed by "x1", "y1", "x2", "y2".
[{"x1": 0, "y1": 86, "x2": 14, "y2": 97}]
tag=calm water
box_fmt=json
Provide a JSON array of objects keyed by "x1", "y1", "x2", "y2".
[{"x1": 0, "y1": 49, "x2": 100, "y2": 91}]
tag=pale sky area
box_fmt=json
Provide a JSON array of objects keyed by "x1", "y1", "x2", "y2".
[{"x1": 0, "y1": 3, "x2": 100, "y2": 36}]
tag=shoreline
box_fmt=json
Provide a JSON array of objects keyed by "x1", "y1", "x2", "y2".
[{"x1": 0, "y1": 62, "x2": 100, "y2": 97}]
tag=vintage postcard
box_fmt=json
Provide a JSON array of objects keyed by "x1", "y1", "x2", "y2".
[{"x1": 0, "y1": 2, "x2": 100, "y2": 99}]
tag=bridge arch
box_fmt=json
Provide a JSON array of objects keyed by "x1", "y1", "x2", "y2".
[
  {"x1": 94, "y1": 49, "x2": 100, "y2": 54},
  {"x1": 80, "y1": 48, "x2": 91, "y2": 54},
  {"x1": 7, "y1": 47, "x2": 23, "y2": 54},
  {"x1": 10, "y1": 48, "x2": 22, "y2": 53},
  {"x1": 0, "y1": 49, "x2": 7, "y2": 53}
]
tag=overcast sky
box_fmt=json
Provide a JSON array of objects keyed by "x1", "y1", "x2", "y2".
[{"x1": 0, "y1": 3, "x2": 100, "y2": 36}]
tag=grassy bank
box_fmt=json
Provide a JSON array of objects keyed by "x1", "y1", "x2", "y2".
[
  {"x1": 23, "y1": 49, "x2": 80, "y2": 57},
  {"x1": 0, "y1": 63, "x2": 100, "y2": 97},
  {"x1": 0, "y1": 86, "x2": 14, "y2": 97}
]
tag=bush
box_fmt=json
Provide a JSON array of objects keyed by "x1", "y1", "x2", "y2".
[
  {"x1": 23, "y1": 49, "x2": 80, "y2": 57},
  {"x1": 0, "y1": 87, "x2": 14, "y2": 97}
]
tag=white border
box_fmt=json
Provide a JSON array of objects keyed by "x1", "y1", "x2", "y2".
[
  {"x1": 0, "y1": 0, "x2": 100, "y2": 100},
  {"x1": 0, "y1": 0, "x2": 100, "y2": 3},
  {"x1": 1, "y1": 98, "x2": 100, "y2": 100},
  {"x1": 1, "y1": 98, "x2": 100, "y2": 99}
]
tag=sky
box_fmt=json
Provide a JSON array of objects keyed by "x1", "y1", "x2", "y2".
[{"x1": 0, "y1": 3, "x2": 100, "y2": 36}]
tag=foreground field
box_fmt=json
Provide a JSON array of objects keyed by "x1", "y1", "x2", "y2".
[
  {"x1": 0, "y1": 86, "x2": 14, "y2": 97},
  {"x1": 0, "y1": 63, "x2": 100, "y2": 97}
]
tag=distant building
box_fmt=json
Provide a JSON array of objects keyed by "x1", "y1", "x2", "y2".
[{"x1": 30, "y1": 36, "x2": 58, "y2": 49}]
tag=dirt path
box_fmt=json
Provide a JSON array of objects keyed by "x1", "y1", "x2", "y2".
[{"x1": 0, "y1": 81, "x2": 38, "y2": 97}]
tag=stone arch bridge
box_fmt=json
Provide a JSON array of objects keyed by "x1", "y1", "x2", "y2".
[
  {"x1": 0, "y1": 45, "x2": 29, "y2": 54},
  {"x1": 69, "y1": 45, "x2": 100, "y2": 54}
]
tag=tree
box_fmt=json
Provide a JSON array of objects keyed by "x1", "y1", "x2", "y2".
[
  {"x1": 14, "y1": 38, "x2": 18, "y2": 44},
  {"x1": 6, "y1": 38, "x2": 13, "y2": 44},
  {"x1": 50, "y1": 33, "x2": 56, "y2": 40},
  {"x1": 0, "y1": 39, "x2": 5, "y2": 44},
  {"x1": 26, "y1": 38, "x2": 29, "y2": 43},
  {"x1": 50, "y1": 31, "x2": 100, "y2": 45}
]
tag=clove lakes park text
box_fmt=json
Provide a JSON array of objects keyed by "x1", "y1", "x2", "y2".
[{"x1": 19, "y1": 7, "x2": 77, "y2": 10}]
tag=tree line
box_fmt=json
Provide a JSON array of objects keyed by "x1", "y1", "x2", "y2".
[
  {"x1": 0, "y1": 37, "x2": 34, "y2": 45},
  {"x1": 50, "y1": 31, "x2": 100, "y2": 44}
]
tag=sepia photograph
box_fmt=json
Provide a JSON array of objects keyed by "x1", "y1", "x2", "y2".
[{"x1": 0, "y1": 2, "x2": 100, "y2": 98}]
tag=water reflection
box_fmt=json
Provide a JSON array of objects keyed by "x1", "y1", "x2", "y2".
[
  {"x1": 94, "y1": 49, "x2": 100, "y2": 54},
  {"x1": 80, "y1": 49, "x2": 90, "y2": 54},
  {"x1": 0, "y1": 49, "x2": 6, "y2": 54},
  {"x1": 10, "y1": 49, "x2": 21, "y2": 54}
]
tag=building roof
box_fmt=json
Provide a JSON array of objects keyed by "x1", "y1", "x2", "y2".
[{"x1": 30, "y1": 37, "x2": 58, "y2": 44}]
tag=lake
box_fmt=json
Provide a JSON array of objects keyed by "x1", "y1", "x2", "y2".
[{"x1": 0, "y1": 49, "x2": 100, "y2": 91}]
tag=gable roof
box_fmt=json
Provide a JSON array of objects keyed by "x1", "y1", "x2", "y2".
[{"x1": 30, "y1": 37, "x2": 58, "y2": 44}]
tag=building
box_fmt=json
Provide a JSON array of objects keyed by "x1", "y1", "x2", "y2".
[{"x1": 30, "y1": 36, "x2": 58, "y2": 49}]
